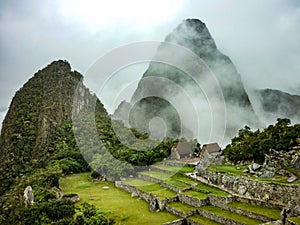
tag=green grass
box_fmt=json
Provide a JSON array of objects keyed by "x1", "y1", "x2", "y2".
[
  {"x1": 258, "y1": 176, "x2": 300, "y2": 185},
  {"x1": 208, "y1": 164, "x2": 246, "y2": 176},
  {"x1": 188, "y1": 215, "x2": 221, "y2": 225},
  {"x1": 200, "y1": 205, "x2": 262, "y2": 225},
  {"x1": 139, "y1": 170, "x2": 172, "y2": 180},
  {"x1": 289, "y1": 217, "x2": 300, "y2": 224},
  {"x1": 167, "y1": 201, "x2": 197, "y2": 214},
  {"x1": 123, "y1": 178, "x2": 155, "y2": 187},
  {"x1": 123, "y1": 179, "x2": 177, "y2": 200},
  {"x1": 229, "y1": 201, "x2": 281, "y2": 220},
  {"x1": 59, "y1": 173, "x2": 179, "y2": 225},
  {"x1": 182, "y1": 190, "x2": 208, "y2": 199},
  {"x1": 194, "y1": 182, "x2": 229, "y2": 197},
  {"x1": 164, "y1": 179, "x2": 190, "y2": 189},
  {"x1": 152, "y1": 165, "x2": 194, "y2": 174},
  {"x1": 151, "y1": 188, "x2": 177, "y2": 200},
  {"x1": 171, "y1": 174, "x2": 197, "y2": 185}
]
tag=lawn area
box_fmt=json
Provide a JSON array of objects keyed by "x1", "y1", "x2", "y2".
[
  {"x1": 59, "y1": 173, "x2": 179, "y2": 225},
  {"x1": 167, "y1": 201, "x2": 197, "y2": 214},
  {"x1": 188, "y1": 215, "x2": 221, "y2": 225},
  {"x1": 182, "y1": 190, "x2": 208, "y2": 199},
  {"x1": 200, "y1": 205, "x2": 262, "y2": 225},
  {"x1": 229, "y1": 201, "x2": 281, "y2": 220}
]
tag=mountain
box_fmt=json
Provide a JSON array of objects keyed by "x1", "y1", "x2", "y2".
[
  {"x1": 254, "y1": 88, "x2": 300, "y2": 123},
  {"x1": 0, "y1": 60, "x2": 109, "y2": 194},
  {"x1": 126, "y1": 18, "x2": 258, "y2": 144}
]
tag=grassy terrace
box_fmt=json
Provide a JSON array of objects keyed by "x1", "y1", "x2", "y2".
[
  {"x1": 139, "y1": 170, "x2": 172, "y2": 180},
  {"x1": 164, "y1": 179, "x2": 191, "y2": 189},
  {"x1": 188, "y1": 214, "x2": 221, "y2": 225},
  {"x1": 182, "y1": 190, "x2": 208, "y2": 199},
  {"x1": 229, "y1": 201, "x2": 281, "y2": 220},
  {"x1": 172, "y1": 174, "x2": 198, "y2": 185},
  {"x1": 60, "y1": 173, "x2": 179, "y2": 225},
  {"x1": 167, "y1": 201, "x2": 198, "y2": 214},
  {"x1": 194, "y1": 182, "x2": 229, "y2": 197},
  {"x1": 152, "y1": 165, "x2": 194, "y2": 174},
  {"x1": 123, "y1": 178, "x2": 177, "y2": 200},
  {"x1": 208, "y1": 164, "x2": 246, "y2": 176},
  {"x1": 289, "y1": 217, "x2": 300, "y2": 224},
  {"x1": 200, "y1": 205, "x2": 262, "y2": 225}
]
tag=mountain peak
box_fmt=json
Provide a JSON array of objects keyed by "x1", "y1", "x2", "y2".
[{"x1": 165, "y1": 18, "x2": 217, "y2": 56}]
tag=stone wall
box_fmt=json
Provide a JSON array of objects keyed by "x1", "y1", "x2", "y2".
[
  {"x1": 165, "y1": 205, "x2": 197, "y2": 218},
  {"x1": 178, "y1": 193, "x2": 209, "y2": 207},
  {"x1": 115, "y1": 181, "x2": 178, "y2": 211},
  {"x1": 198, "y1": 170, "x2": 299, "y2": 205},
  {"x1": 197, "y1": 210, "x2": 244, "y2": 225},
  {"x1": 162, "y1": 219, "x2": 185, "y2": 225},
  {"x1": 137, "y1": 173, "x2": 162, "y2": 184}
]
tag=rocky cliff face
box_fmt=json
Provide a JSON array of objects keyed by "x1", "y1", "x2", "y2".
[
  {"x1": 254, "y1": 88, "x2": 300, "y2": 124},
  {"x1": 128, "y1": 19, "x2": 258, "y2": 143},
  {"x1": 0, "y1": 60, "x2": 107, "y2": 194}
]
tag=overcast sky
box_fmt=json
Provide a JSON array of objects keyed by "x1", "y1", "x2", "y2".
[{"x1": 1, "y1": 0, "x2": 300, "y2": 127}]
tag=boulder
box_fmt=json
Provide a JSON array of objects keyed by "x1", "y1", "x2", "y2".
[
  {"x1": 252, "y1": 163, "x2": 261, "y2": 171},
  {"x1": 237, "y1": 185, "x2": 247, "y2": 195},
  {"x1": 131, "y1": 191, "x2": 139, "y2": 198},
  {"x1": 261, "y1": 167, "x2": 276, "y2": 178},
  {"x1": 287, "y1": 174, "x2": 297, "y2": 183},
  {"x1": 291, "y1": 154, "x2": 300, "y2": 171}
]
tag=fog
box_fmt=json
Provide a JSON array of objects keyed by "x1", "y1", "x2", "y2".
[{"x1": 1, "y1": 0, "x2": 300, "y2": 133}]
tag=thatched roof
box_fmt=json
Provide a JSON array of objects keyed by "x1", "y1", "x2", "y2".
[{"x1": 202, "y1": 143, "x2": 221, "y2": 154}]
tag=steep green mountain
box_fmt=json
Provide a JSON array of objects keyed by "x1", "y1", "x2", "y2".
[
  {"x1": 254, "y1": 88, "x2": 300, "y2": 123},
  {"x1": 0, "y1": 60, "x2": 118, "y2": 224},
  {"x1": 128, "y1": 18, "x2": 258, "y2": 142},
  {"x1": 0, "y1": 60, "x2": 178, "y2": 223},
  {"x1": 0, "y1": 60, "x2": 98, "y2": 194}
]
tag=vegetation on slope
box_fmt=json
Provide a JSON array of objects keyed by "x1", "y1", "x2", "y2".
[{"x1": 225, "y1": 118, "x2": 300, "y2": 163}]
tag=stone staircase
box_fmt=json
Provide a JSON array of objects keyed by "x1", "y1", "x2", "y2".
[{"x1": 115, "y1": 161, "x2": 286, "y2": 225}]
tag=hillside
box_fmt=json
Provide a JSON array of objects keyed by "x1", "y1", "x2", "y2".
[
  {"x1": 0, "y1": 60, "x2": 180, "y2": 224},
  {"x1": 0, "y1": 60, "x2": 114, "y2": 223}
]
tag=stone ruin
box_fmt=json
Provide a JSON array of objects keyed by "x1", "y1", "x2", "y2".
[{"x1": 242, "y1": 149, "x2": 300, "y2": 182}]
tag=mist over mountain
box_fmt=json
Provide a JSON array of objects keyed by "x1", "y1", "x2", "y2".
[
  {"x1": 123, "y1": 18, "x2": 258, "y2": 144},
  {"x1": 252, "y1": 88, "x2": 300, "y2": 124}
]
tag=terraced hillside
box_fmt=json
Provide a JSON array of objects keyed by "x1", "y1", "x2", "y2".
[{"x1": 116, "y1": 161, "x2": 285, "y2": 225}]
